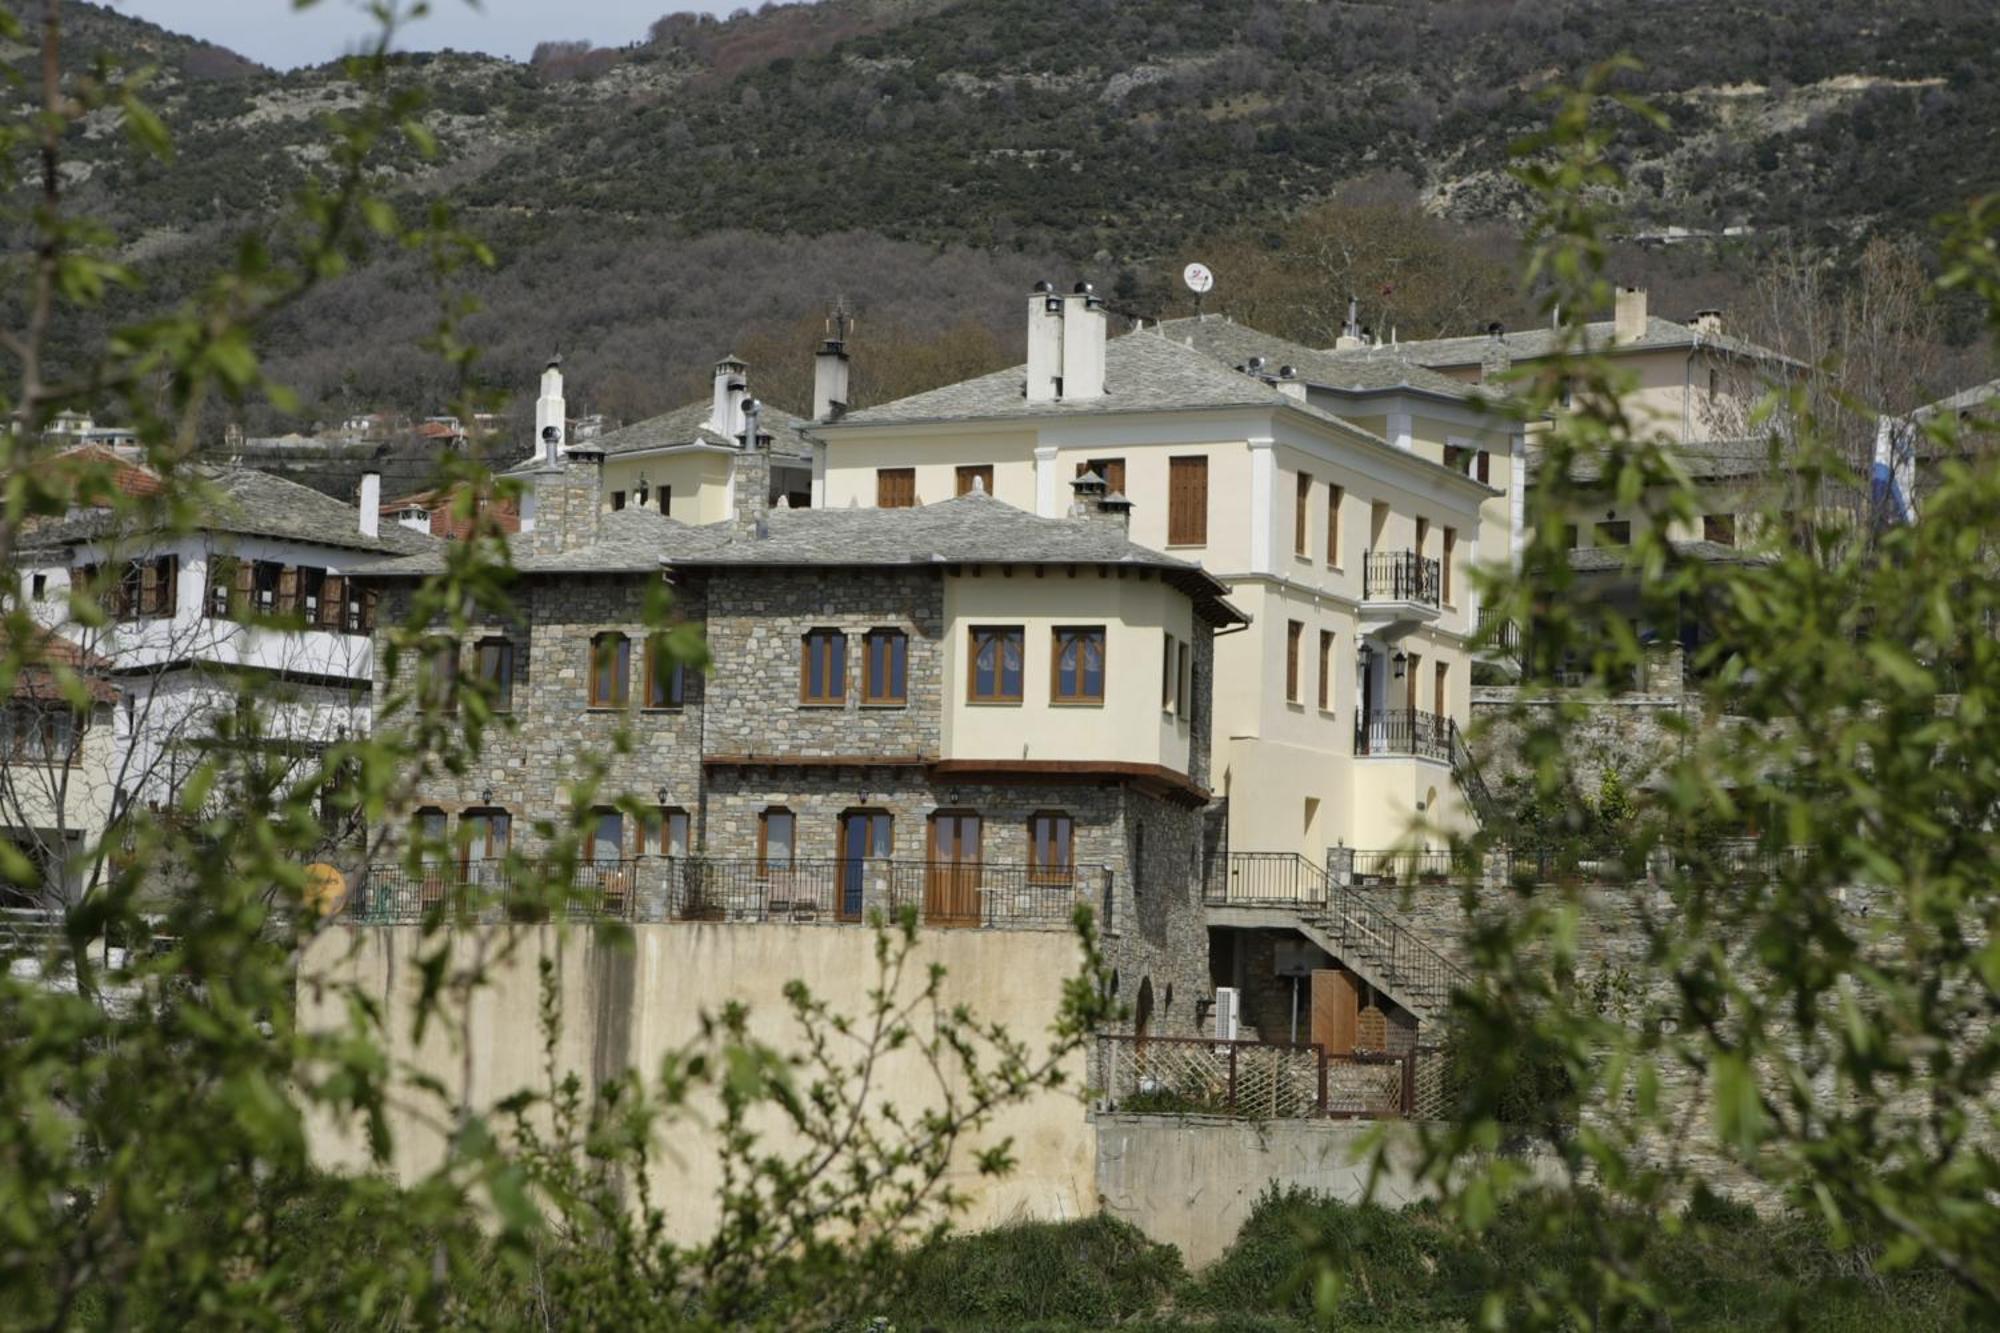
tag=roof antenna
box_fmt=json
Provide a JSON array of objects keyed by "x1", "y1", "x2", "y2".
[{"x1": 826, "y1": 294, "x2": 853, "y2": 345}]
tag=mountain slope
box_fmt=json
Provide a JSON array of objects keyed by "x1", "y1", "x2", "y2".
[{"x1": 23, "y1": 0, "x2": 2000, "y2": 432}]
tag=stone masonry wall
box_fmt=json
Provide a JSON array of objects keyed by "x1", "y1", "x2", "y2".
[
  {"x1": 373, "y1": 574, "x2": 704, "y2": 851},
  {"x1": 701, "y1": 567, "x2": 943, "y2": 759}
]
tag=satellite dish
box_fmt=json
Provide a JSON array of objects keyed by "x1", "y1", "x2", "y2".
[{"x1": 1182, "y1": 262, "x2": 1215, "y2": 295}]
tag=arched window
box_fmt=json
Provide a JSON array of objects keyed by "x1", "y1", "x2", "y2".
[{"x1": 589, "y1": 632, "x2": 630, "y2": 708}]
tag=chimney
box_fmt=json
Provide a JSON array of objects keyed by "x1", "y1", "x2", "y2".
[
  {"x1": 1691, "y1": 308, "x2": 1723, "y2": 337},
  {"x1": 1480, "y1": 322, "x2": 1511, "y2": 383},
  {"x1": 534, "y1": 356, "x2": 566, "y2": 461},
  {"x1": 1273, "y1": 364, "x2": 1306, "y2": 402},
  {"x1": 358, "y1": 471, "x2": 381, "y2": 538},
  {"x1": 1069, "y1": 470, "x2": 1130, "y2": 533},
  {"x1": 731, "y1": 397, "x2": 770, "y2": 538},
  {"x1": 1060, "y1": 281, "x2": 1107, "y2": 401},
  {"x1": 1096, "y1": 490, "x2": 1133, "y2": 534},
  {"x1": 1333, "y1": 295, "x2": 1364, "y2": 350},
  {"x1": 710, "y1": 355, "x2": 747, "y2": 437},
  {"x1": 813, "y1": 337, "x2": 850, "y2": 422},
  {"x1": 1026, "y1": 280, "x2": 1064, "y2": 403},
  {"x1": 1614, "y1": 286, "x2": 1649, "y2": 345}
]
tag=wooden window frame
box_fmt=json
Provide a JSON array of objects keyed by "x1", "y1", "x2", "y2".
[
  {"x1": 1161, "y1": 631, "x2": 1177, "y2": 713},
  {"x1": 1318, "y1": 629, "x2": 1334, "y2": 712},
  {"x1": 1295, "y1": 471, "x2": 1312, "y2": 556},
  {"x1": 422, "y1": 637, "x2": 460, "y2": 714},
  {"x1": 1027, "y1": 810, "x2": 1075, "y2": 884},
  {"x1": 1442, "y1": 527, "x2": 1456, "y2": 605},
  {"x1": 1327, "y1": 485, "x2": 1343, "y2": 566},
  {"x1": 460, "y1": 807, "x2": 512, "y2": 872},
  {"x1": 800, "y1": 628, "x2": 847, "y2": 705},
  {"x1": 476, "y1": 637, "x2": 515, "y2": 713},
  {"x1": 1434, "y1": 660, "x2": 1449, "y2": 718},
  {"x1": 1285, "y1": 620, "x2": 1303, "y2": 704},
  {"x1": 1050, "y1": 626, "x2": 1106, "y2": 705},
  {"x1": 587, "y1": 807, "x2": 625, "y2": 864},
  {"x1": 1476, "y1": 451, "x2": 1491, "y2": 485},
  {"x1": 757, "y1": 807, "x2": 796, "y2": 873},
  {"x1": 1167, "y1": 456, "x2": 1208, "y2": 546},
  {"x1": 862, "y1": 628, "x2": 908, "y2": 705},
  {"x1": 967, "y1": 625, "x2": 1024, "y2": 704},
  {"x1": 643, "y1": 634, "x2": 686, "y2": 710},
  {"x1": 1704, "y1": 513, "x2": 1736, "y2": 547},
  {"x1": 955, "y1": 464, "x2": 994, "y2": 497},
  {"x1": 588, "y1": 632, "x2": 630, "y2": 709},
  {"x1": 876, "y1": 467, "x2": 916, "y2": 509}
]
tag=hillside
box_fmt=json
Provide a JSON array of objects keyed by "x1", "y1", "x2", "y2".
[{"x1": 20, "y1": 0, "x2": 2000, "y2": 433}]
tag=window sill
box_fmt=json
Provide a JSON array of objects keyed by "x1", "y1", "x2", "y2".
[
  {"x1": 966, "y1": 699, "x2": 1023, "y2": 707},
  {"x1": 798, "y1": 702, "x2": 848, "y2": 710},
  {"x1": 1164, "y1": 543, "x2": 1207, "y2": 551},
  {"x1": 1285, "y1": 700, "x2": 1304, "y2": 711},
  {"x1": 584, "y1": 705, "x2": 628, "y2": 713},
  {"x1": 859, "y1": 700, "x2": 907, "y2": 709},
  {"x1": 1051, "y1": 699, "x2": 1105, "y2": 708},
  {"x1": 638, "y1": 706, "x2": 685, "y2": 714}
]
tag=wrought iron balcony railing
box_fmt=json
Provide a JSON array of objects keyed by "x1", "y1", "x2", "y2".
[
  {"x1": 1362, "y1": 550, "x2": 1441, "y2": 607},
  {"x1": 1353, "y1": 707, "x2": 1452, "y2": 759},
  {"x1": 345, "y1": 856, "x2": 1104, "y2": 932}
]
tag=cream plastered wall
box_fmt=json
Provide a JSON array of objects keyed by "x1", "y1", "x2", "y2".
[
  {"x1": 820, "y1": 427, "x2": 1045, "y2": 513},
  {"x1": 299, "y1": 922, "x2": 1097, "y2": 1245},
  {"x1": 942, "y1": 568, "x2": 1197, "y2": 778},
  {"x1": 1561, "y1": 475, "x2": 1778, "y2": 549},
  {"x1": 1435, "y1": 348, "x2": 1770, "y2": 446},
  {"x1": 599, "y1": 451, "x2": 734, "y2": 524}
]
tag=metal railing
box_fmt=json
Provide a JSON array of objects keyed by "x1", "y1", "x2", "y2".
[
  {"x1": 1354, "y1": 707, "x2": 1451, "y2": 759},
  {"x1": 1095, "y1": 1033, "x2": 1447, "y2": 1120},
  {"x1": 1362, "y1": 550, "x2": 1441, "y2": 606},
  {"x1": 348, "y1": 857, "x2": 1099, "y2": 931},
  {"x1": 1205, "y1": 852, "x2": 1469, "y2": 1020},
  {"x1": 1447, "y1": 717, "x2": 1500, "y2": 828},
  {"x1": 1475, "y1": 607, "x2": 1521, "y2": 658},
  {"x1": 1350, "y1": 848, "x2": 1483, "y2": 884},
  {"x1": 0, "y1": 906, "x2": 64, "y2": 956}
]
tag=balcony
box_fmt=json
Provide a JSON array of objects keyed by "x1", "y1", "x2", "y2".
[
  {"x1": 1353, "y1": 708, "x2": 1452, "y2": 760},
  {"x1": 1359, "y1": 550, "x2": 1441, "y2": 628},
  {"x1": 344, "y1": 856, "x2": 1105, "y2": 932}
]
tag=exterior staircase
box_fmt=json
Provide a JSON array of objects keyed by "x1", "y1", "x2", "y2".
[
  {"x1": 1206, "y1": 852, "x2": 1468, "y2": 1024},
  {"x1": 1447, "y1": 718, "x2": 1501, "y2": 831}
]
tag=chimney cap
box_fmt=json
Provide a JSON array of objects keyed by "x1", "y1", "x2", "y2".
[
  {"x1": 1070, "y1": 468, "x2": 1108, "y2": 496},
  {"x1": 1487, "y1": 321, "x2": 1504, "y2": 338},
  {"x1": 1034, "y1": 279, "x2": 1054, "y2": 293},
  {"x1": 1072, "y1": 280, "x2": 1094, "y2": 295},
  {"x1": 1098, "y1": 490, "x2": 1133, "y2": 512},
  {"x1": 545, "y1": 353, "x2": 563, "y2": 370},
  {"x1": 1277, "y1": 364, "x2": 1296, "y2": 379},
  {"x1": 714, "y1": 354, "x2": 747, "y2": 371},
  {"x1": 1246, "y1": 355, "x2": 1266, "y2": 374}
]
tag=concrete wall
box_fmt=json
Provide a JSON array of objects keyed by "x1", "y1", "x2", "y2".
[
  {"x1": 301, "y1": 922, "x2": 1102, "y2": 1243},
  {"x1": 1094, "y1": 1113, "x2": 1439, "y2": 1269}
]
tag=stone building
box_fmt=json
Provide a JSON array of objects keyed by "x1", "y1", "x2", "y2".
[{"x1": 354, "y1": 413, "x2": 1247, "y2": 1037}]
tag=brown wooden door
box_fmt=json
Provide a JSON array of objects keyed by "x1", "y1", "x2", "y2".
[
  {"x1": 926, "y1": 813, "x2": 982, "y2": 927},
  {"x1": 1310, "y1": 968, "x2": 1359, "y2": 1056}
]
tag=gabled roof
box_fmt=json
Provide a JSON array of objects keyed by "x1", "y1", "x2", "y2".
[
  {"x1": 9, "y1": 627, "x2": 118, "y2": 704},
  {"x1": 20, "y1": 465, "x2": 437, "y2": 557},
  {"x1": 828, "y1": 326, "x2": 1344, "y2": 429},
  {"x1": 1394, "y1": 317, "x2": 1799, "y2": 371},
  {"x1": 590, "y1": 398, "x2": 814, "y2": 460},
  {"x1": 359, "y1": 491, "x2": 1248, "y2": 627},
  {"x1": 1150, "y1": 316, "x2": 1501, "y2": 404},
  {"x1": 1531, "y1": 435, "x2": 1779, "y2": 486},
  {"x1": 1914, "y1": 377, "x2": 2000, "y2": 420}
]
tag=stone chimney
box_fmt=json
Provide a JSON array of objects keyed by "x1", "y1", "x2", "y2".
[
  {"x1": 813, "y1": 337, "x2": 850, "y2": 422},
  {"x1": 1479, "y1": 322, "x2": 1511, "y2": 383},
  {"x1": 731, "y1": 397, "x2": 770, "y2": 539},
  {"x1": 710, "y1": 355, "x2": 747, "y2": 437},
  {"x1": 534, "y1": 356, "x2": 566, "y2": 461},
  {"x1": 1614, "y1": 286, "x2": 1649, "y2": 345},
  {"x1": 1691, "y1": 308, "x2": 1723, "y2": 337},
  {"x1": 358, "y1": 471, "x2": 381, "y2": 538},
  {"x1": 1333, "y1": 295, "x2": 1364, "y2": 350},
  {"x1": 1096, "y1": 490, "x2": 1133, "y2": 534},
  {"x1": 1026, "y1": 280, "x2": 1064, "y2": 403},
  {"x1": 1060, "y1": 281, "x2": 1106, "y2": 401}
]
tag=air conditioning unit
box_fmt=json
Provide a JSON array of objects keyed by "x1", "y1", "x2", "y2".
[{"x1": 1213, "y1": 986, "x2": 1240, "y2": 1042}]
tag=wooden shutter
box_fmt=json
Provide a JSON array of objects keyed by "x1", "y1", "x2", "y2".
[
  {"x1": 1295, "y1": 473, "x2": 1311, "y2": 553},
  {"x1": 157, "y1": 557, "x2": 176, "y2": 616},
  {"x1": 1327, "y1": 486, "x2": 1342, "y2": 564},
  {"x1": 1168, "y1": 457, "x2": 1207, "y2": 545},
  {"x1": 877, "y1": 468, "x2": 915, "y2": 508},
  {"x1": 233, "y1": 558, "x2": 254, "y2": 614},
  {"x1": 277, "y1": 566, "x2": 299, "y2": 615},
  {"x1": 1476, "y1": 451, "x2": 1491, "y2": 484},
  {"x1": 140, "y1": 560, "x2": 159, "y2": 617},
  {"x1": 1286, "y1": 621, "x2": 1302, "y2": 702},
  {"x1": 318, "y1": 574, "x2": 343, "y2": 630}
]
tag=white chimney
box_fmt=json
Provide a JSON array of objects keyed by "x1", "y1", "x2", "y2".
[
  {"x1": 1060, "y1": 281, "x2": 1106, "y2": 402},
  {"x1": 534, "y1": 357, "x2": 566, "y2": 460},
  {"x1": 358, "y1": 471, "x2": 381, "y2": 538},
  {"x1": 813, "y1": 337, "x2": 850, "y2": 422},
  {"x1": 1614, "y1": 286, "x2": 1649, "y2": 345},
  {"x1": 1333, "y1": 295, "x2": 1364, "y2": 350},
  {"x1": 1025, "y1": 281, "x2": 1064, "y2": 403},
  {"x1": 1692, "y1": 308, "x2": 1723, "y2": 337},
  {"x1": 710, "y1": 355, "x2": 747, "y2": 437}
]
